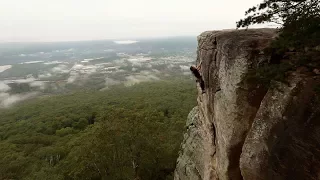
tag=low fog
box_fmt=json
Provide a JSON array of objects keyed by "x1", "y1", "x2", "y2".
[{"x1": 0, "y1": 41, "x2": 196, "y2": 108}]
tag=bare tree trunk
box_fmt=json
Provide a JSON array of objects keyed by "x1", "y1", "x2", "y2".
[
  {"x1": 93, "y1": 162, "x2": 102, "y2": 178},
  {"x1": 132, "y1": 159, "x2": 140, "y2": 180}
]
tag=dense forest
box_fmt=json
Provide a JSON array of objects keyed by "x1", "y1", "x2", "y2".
[{"x1": 0, "y1": 78, "x2": 197, "y2": 180}]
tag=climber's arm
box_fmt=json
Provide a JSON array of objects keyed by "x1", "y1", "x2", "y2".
[{"x1": 197, "y1": 61, "x2": 202, "y2": 70}]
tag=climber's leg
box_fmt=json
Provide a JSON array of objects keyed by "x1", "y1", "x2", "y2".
[{"x1": 200, "y1": 78, "x2": 205, "y2": 93}]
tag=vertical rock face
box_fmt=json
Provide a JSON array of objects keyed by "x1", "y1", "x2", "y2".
[
  {"x1": 174, "y1": 29, "x2": 320, "y2": 180},
  {"x1": 240, "y1": 74, "x2": 320, "y2": 180},
  {"x1": 175, "y1": 106, "x2": 213, "y2": 180}
]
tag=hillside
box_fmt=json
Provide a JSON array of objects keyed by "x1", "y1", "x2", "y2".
[{"x1": 0, "y1": 79, "x2": 196, "y2": 179}]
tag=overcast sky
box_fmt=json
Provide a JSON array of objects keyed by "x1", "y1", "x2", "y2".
[{"x1": 0, "y1": 0, "x2": 269, "y2": 42}]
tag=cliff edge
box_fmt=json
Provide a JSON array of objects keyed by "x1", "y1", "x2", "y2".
[{"x1": 174, "y1": 29, "x2": 320, "y2": 180}]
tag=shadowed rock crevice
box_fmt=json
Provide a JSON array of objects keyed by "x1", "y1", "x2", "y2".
[
  {"x1": 267, "y1": 77, "x2": 320, "y2": 180},
  {"x1": 240, "y1": 75, "x2": 320, "y2": 180}
]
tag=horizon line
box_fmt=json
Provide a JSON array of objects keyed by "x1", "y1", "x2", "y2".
[{"x1": 0, "y1": 34, "x2": 199, "y2": 44}]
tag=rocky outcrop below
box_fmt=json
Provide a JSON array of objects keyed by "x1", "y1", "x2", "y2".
[{"x1": 175, "y1": 29, "x2": 320, "y2": 180}]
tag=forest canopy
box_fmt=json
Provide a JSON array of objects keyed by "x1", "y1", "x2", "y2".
[{"x1": 0, "y1": 79, "x2": 197, "y2": 180}]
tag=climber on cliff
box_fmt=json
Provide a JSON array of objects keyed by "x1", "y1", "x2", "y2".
[{"x1": 190, "y1": 61, "x2": 205, "y2": 94}]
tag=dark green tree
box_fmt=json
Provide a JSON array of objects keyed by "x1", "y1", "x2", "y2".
[
  {"x1": 237, "y1": 0, "x2": 320, "y2": 50},
  {"x1": 238, "y1": 0, "x2": 320, "y2": 85}
]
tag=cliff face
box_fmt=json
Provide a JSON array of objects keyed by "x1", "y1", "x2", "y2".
[{"x1": 174, "y1": 29, "x2": 320, "y2": 180}]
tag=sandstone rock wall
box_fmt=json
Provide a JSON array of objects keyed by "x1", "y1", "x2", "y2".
[{"x1": 175, "y1": 29, "x2": 320, "y2": 180}]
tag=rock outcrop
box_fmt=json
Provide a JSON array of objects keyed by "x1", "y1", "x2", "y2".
[{"x1": 175, "y1": 29, "x2": 320, "y2": 180}]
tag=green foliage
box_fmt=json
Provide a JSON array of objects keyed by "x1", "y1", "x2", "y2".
[
  {"x1": 0, "y1": 79, "x2": 196, "y2": 179},
  {"x1": 8, "y1": 83, "x2": 32, "y2": 93},
  {"x1": 237, "y1": 0, "x2": 320, "y2": 49},
  {"x1": 0, "y1": 63, "x2": 58, "y2": 78},
  {"x1": 55, "y1": 127, "x2": 77, "y2": 137},
  {"x1": 238, "y1": 0, "x2": 320, "y2": 86},
  {"x1": 237, "y1": 0, "x2": 319, "y2": 27},
  {"x1": 246, "y1": 62, "x2": 292, "y2": 85}
]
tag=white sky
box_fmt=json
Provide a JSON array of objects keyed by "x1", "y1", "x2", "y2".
[{"x1": 0, "y1": 0, "x2": 267, "y2": 42}]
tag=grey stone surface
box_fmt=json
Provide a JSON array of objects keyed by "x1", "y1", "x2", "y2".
[{"x1": 174, "y1": 29, "x2": 320, "y2": 180}]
